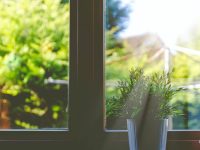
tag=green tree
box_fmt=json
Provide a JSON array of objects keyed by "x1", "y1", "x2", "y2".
[
  {"x1": 0, "y1": 0, "x2": 69, "y2": 128},
  {"x1": 106, "y1": 0, "x2": 131, "y2": 49},
  {"x1": 106, "y1": 0, "x2": 131, "y2": 35}
]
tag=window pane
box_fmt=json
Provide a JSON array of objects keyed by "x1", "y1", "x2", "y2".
[
  {"x1": 172, "y1": 51, "x2": 200, "y2": 129},
  {"x1": 172, "y1": 89, "x2": 200, "y2": 129},
  {"x1": 105, "y1": 0, "x2": 200, "y2": 130},
  {"x1": 0, "y1": 0, "x2": 69, "y2": 129}
]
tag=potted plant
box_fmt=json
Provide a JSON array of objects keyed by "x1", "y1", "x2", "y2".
[{"x1": 107, "y1": 68, "x2": 180, "y2": 150}]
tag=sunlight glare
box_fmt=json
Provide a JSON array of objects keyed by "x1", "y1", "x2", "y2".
[{"x1": 121, "y1": 0, "x2": 200, "y2": 45}]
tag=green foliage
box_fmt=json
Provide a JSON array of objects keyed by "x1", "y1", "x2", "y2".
[
  {"x1": 106, "y1": 68, "x2": 180, "y2": 119},
  {"x1": 0, "y1": 0, "x2": 69, "y2": 128},
  {"x1": 106, "y1": 28, "x2": 123, "y2": 49},
  {"x1": 173, "y1": 22, "x2": 200, "y2": 84},
  {"x1": 171, "y1": 53, "x2": 200, "y2": 85},
  {"x1": 106, "y1": 68, "x2": 144, "y2": 117},
  {"x1": 149, "y1": 73, "x2": 181, "y2": 118},
  {"x1": 106, "y1": 0, "x2": 131, "y2": 35},
  {"x1": 105, "y1": 0, "x2": 131, "y2": 49},
  {"x1": 171, "y1": 22, "x2": 200, "y2": 129},
  {"x1": 61, "y1": 0, "x2": 69, "y2": 3}
]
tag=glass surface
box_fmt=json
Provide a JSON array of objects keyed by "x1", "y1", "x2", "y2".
[
  {"x1": 105, "y1": 0, "x2": 200, "y2": 130},
  {"x1": 172, "y1": 89, "x2": 200, "y2": 129},
  {"x1": 0, "y1": 0, "x2": 69, "y2": 129}
]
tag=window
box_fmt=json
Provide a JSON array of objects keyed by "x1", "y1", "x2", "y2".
[
  {"x1": 105, "y1": 0, "x2": 200, "y2": 149},
  {"x1": 0, "y1": 0, "x2": 69, "y2": 129},
  {"x1": 0, "y1": 0, "x2": 200, "y2": 150},
  {"x1": 0, "y1": 0, "x2": 106, "y2": 149}
]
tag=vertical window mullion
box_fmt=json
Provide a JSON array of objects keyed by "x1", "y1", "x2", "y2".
[
  {"x1": 69, "y1": 0, "x2": 104, "y2": 148},
  {"x1": 93, "y1": 0, "x2": 105, "y2": 133}
]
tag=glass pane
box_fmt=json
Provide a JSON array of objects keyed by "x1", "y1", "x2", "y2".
[
  {"x1": 172, "y1": 51, "x2": 200, "y2": 129},
  {"x1": 172, "y1": 89, "x2": 200, "y2": 129},
  {"x1": 105, "y1": 0, "x2": 200, "y2": 130},
  {"x1": 0, "y1": 0, "x2": 69, "y2": 129}
]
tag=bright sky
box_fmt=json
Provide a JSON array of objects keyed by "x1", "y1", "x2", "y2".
[{"x1": 121, "y1": 0, "x2": 200, "y2": 45}]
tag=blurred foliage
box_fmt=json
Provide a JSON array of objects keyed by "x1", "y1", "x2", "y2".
[
  {"x1": 0, "y1": 0, "x2": 69, "y2": 128},
  {"x1": 106, "y1": 28, "x2": 123, "y2": 50},
  {"x1": 172, "y1": 89, "x2": 200, "y2": 129},
  {"x1": 170, "y1": 23, "x2": 200, "y2": 129},
  {"x1": 106, "y1": 0, "x2": 131, "y2": 49},
  {"x1": 61, "y1": 0, "x2": 69, "y2": 4},
  {"x1": 106, "y1": 0, "x2": 131, "y2": 35},
  {"x1": 171, "y1": 53, "x2": 200, "y2": 85},
  {"x1": 172, "y1": 22, "x2": 200, "y2": 85},
  {"x1": 0, "y1": 0, "x2": 130, "y2": 129},
  {"x1": 105, "y1": 0, "x2": 133, "y2": 100},
  {"x1": 2, "y1": 0, "x2": 199, "y2": 130}
]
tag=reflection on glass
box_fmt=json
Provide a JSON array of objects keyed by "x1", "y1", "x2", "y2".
[
  {"x1": 0, "y1": 0, "x2": 69, "y2": 129},
  {"x1": 105, "y1": 0, "x2": 200, "y2": 130}
]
